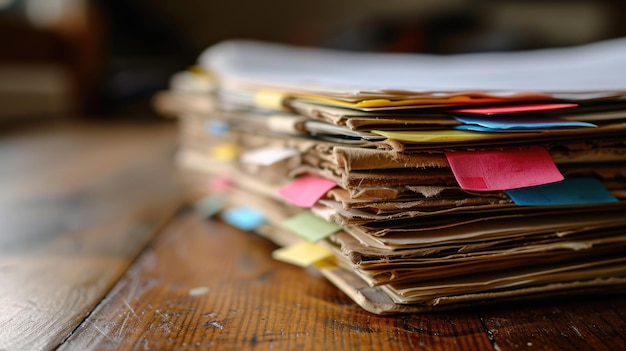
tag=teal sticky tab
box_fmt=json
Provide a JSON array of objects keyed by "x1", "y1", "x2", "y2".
[
  {"x1": 455, "y1": 125, "x2": 517, "y2": 132},
  {"x1": 221, "y1": 206, "x2": 266, "y2": 231},
  {"x1": 205, "y1": 120, "x2": 230, "y2": 136},
  {"x1": 282, "y1": 212, "x2": 341, "y2": 242},
  {"x1": 453, "y1": 115, "x2": 596, "y2": 131},
  {"x1": 194, "y1": 195, "x2": 225, "y2": 218},
  {"x1": 506, "y1": 177, "x2": 618, "y2": 206}
]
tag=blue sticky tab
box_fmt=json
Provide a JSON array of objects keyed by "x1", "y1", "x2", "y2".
[
  {"x1": 205, "y1": 120, "x2": 230, "y2": 136},
  {"x1": 506, "y1": 177, "x2": 618, "y2": 206},
  {"x1": 453, "y1": 115, "x2": 596, "y2": 131},
  {"x1": 455, "y1": 125, "x2": 515, "y2": 132},
  {"x1": 221, "y1": 206, "x2": 266, "y2": 231}
]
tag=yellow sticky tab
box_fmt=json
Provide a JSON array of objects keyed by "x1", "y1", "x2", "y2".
[
  {"x1": 297, "y1": 95, "x2": 513, "y2": 110},
  {"x1": 212, "y1": 143, "x2": 239, "y2": 160},
  {"x1": 353, "y1": 95, "x2": 502, "y2": 108},
  {"x1": 255, "y1": 90, "x2": 287, "y2": 110},
  {"x1": 272, "y1": 241, "x2": 334, "y2": 267},
  {"x1": 372, "y1": 130, "x2": 516, "y2": 143}
]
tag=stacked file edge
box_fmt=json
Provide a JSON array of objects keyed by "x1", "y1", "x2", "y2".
[{"x1": 155, "y1": 39, "x2": 626, "y2": 314}]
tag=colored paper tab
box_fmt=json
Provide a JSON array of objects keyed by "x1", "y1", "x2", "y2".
[
  {"x1": 208, "y1": 175, "x2": 233, "y2": 193},
  {"x1": 194, "y1": 195, "x2": 225, "y2": 218},
  {"x1": 453, "y1": 115, "x2": 596, "y2": 130},
  {"x1": 278, "y1": 175, "x2": 337, "y2": 207},
  {"x1": 454, "y1": 125, "x2": 532, "y2": 132},
  {"x1": 372, "y1": 130, "x2": 510, "y2": 143},
  {"x1": 205, "y1": 120, "x2": 230, "y2": 136},
  {"x1": 212, "y1": 143, "x2": 239, "y2": 160},
  {"x1": 255, "y1": 90, "x2": 288, "y2": 110},
  {"x1": 506, "y1": 177, "x2": 618, "y2": 206},
  {"x1": 445, "y1": 146, "x2": 563, "y2": 191},
  {"x1": 221, "y1": 206, "x2": 266, "y2": 231},
  {"x1": 272, "y1": 241, "x2": 334, "y2": 267},
  {"x1": 451, "y1": 103, "x2": 577, "y2": 115},
  {"x1": 282, "y1": 212, "x2": 341, "y2": 242},
  {"x1": 240, "y1": 146, "x2": 300, "y2": 166}
]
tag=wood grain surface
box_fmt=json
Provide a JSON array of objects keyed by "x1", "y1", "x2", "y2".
[
  {"x1": 61, "y1": 210, "x2": 626, "y2": 351},
  {"x1": 3, "y1": 120, "x2": 626, "y2": 351},
  {"x1": 0, "y1": 120, "x2": 183, "y2": 351}
]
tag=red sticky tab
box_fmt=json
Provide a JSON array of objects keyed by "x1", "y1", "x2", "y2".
[
  {"x1": 451, "y1": 103, "x2": 577, "y2": 115},
  {"x1": 445, "y1": 147, "x2": 563, "y2": 191},
  {"x1": 278, "y1": 174, "x2": 337, "y2": 207}
]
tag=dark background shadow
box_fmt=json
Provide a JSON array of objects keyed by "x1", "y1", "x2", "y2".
[{"x1": 1, "y1": 0, "x2": 625, "y2": 120}]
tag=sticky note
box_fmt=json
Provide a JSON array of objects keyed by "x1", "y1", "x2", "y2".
[
  {"x1": 278, "y1": 175, "x2": 337, "y2": 207},
  {"x1": 272, "y1": 241, "x2": 334, "y2": 267},
  {"x1": 506, "y1": 177, "x2": 618, "y2": 206},
  {"x1": 445, "y1": 147, "x2": 563, "y2": 191},
  {"x1": 454, "y1": 125, "x2": 530, "y2": 132},
  {"x1": 240, "y1": 146, "x2": 300, "y2": 166},
  {"x1": 205, "y1": 120, "x2": 230, "y2": 136},
  {"x1": 194, "y1": 195, "x2": 225, "y2": 218},
  {"x1": 208, "y1": 175, "x2": 233, "y2": 193},
  {"x1": 221, "y1": 206, "x2": 266, "y2": 231},
  {"x1": 255, "y1": 90, "x2": 287, "y2": 110},
  {"x1": 282, "y1": 212, "x2": 341, "y2": 242},
  {"x1": 371, "y1": 130, "x2": 509, "y2": 143},
  {"x1": 352, "y1": 95, "x2": 515, "y2": 109},
  {"x1": 453, "y1": 115, "x2": 596, "y2": 130},
  {"x1": 451, "y1": 103, "x2": 577, "y2": 115},
  {"x1": 212, "y1": 143, "x2": 239, "y2": 160}
]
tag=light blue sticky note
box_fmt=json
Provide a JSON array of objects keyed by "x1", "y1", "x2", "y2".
[
  {"x1": 205, "y1": 120, "x2": 230, "y2": 136},
  {"x1": 506, "y1": 177, "x2": 618, "y2": 206},
  {"x1": 453, "y1": 115, "x2": 596, "y2": 131},
  {"x1": 194, "y1": 195, "x2": 225, "y2": 218},
  {"x1": 455, "y1": 125, "x2": 518, "y2": 132},
  {"x1": 221, "y1": 206, "x2": 266, "y2": 231}
]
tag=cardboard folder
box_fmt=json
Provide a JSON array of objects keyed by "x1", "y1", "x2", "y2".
[{"x1": 157, "y1": 37, "x2": 626, "y2": 314}]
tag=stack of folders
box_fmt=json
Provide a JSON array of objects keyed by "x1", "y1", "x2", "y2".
[{"x1": 155, "y1": 38, "x2": 626, "y2": 314}]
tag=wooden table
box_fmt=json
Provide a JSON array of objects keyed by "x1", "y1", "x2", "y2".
[{"x1": 1, "y1": 119, "x2": 625, "y2": 351}]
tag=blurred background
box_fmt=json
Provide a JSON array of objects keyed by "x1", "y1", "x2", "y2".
[{"x1": 1, "y1": 0, "x2": 625, "y2": 122}]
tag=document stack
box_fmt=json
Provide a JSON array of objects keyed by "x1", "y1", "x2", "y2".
[{"x1": 156, "y1": 38, "x2": 626, "y2": 314}]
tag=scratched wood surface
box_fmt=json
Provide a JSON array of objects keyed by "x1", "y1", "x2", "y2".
[
  {"x1": 3, "y1": 119, "x2": 626, "y2": 351},
  {"x1": 61, "y1": 210, "x2": 626, "y2": 351},
  {"x1": 0, "y1": 119, "x2": 183, "y2": 351}
]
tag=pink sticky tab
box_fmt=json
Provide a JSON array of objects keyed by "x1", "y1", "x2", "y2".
[
  {"x1": 208, "y1": 175, "x2": 233, "y2": 193},
  {"x1": 445, "y1": 147, "x2": 563, "y2": 191},
  {"x1": 451, "y1": 103, "x2": 577, "y2": 115},
  {"x1": 278, "y1": 175, "x2": 337, "y2": 207}
]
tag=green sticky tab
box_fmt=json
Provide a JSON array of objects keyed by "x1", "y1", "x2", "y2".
[{"x1": 282, "y1": 212, "x2": 341, "y2": 242}]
